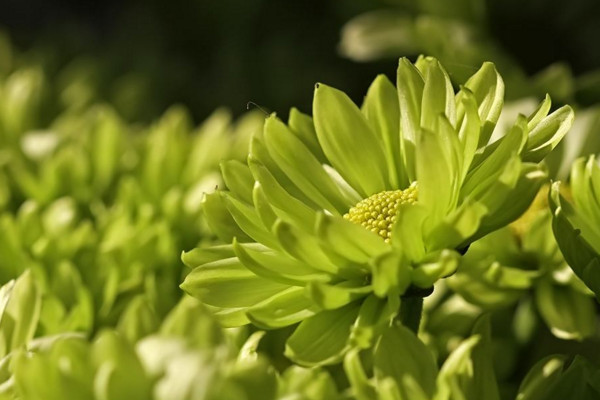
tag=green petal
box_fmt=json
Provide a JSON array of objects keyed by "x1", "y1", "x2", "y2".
[
  {"x1": 456, "y1": 88, "x2": 481, "y2": 183},
  {"x1": 427, "y1": 199, "x2": 487, "y2": 251},
  {"x1": 313, "y1": 83, "x2": 389, "y2": 196},
  {"x1": 315, "y1": 212, "x2": 389, "y2": 265},
  {"x1": 205, "y1": 305, "x2": 250, "y2": 327},
  {"x1": 202, "y1": 191, "x2": 251, "y2": 243},
  {"x1": 397, "y1": 57, "x2": 424, "y2": 182},
  {"x1": 523, "y1": 105, "x2": 574, "y2": 163},
  {"x1": 526, "y1": 94, "x2": 552, "y2": 129},
  {"x1": 362, "y1": 74, "x2": 404, "y2": 188},
  {"x1": 285, "y1": 302, "x2": 360, "y2": 366},
  {"x1": 249, "y1": 130, "x2": 317, "y2": 207},
  {"x1": 274, "y1": 220, "x2": 346, "y2": 276},
  {"x1": 263, "y1": 115, "x2": 352, "y2": 213},
  {"x1": 222, "y1": 192, "x2": 280, "y2": 249},
  {"x1": 350, "y1": 295, "x2": 398, "y2": 349},
  {"x1": 463, "y1": 115, "x2": 528, "y2": 198},
  {"x1": 344, "y1": 350, "x2": 377, "y2": 400},
  {"x1": 550, "y1": 189, "x2": 600, "y2": 301},
  {"x1": 475, "y1": 163, "x2": 546, "y2": 240},
  {"x1": 221, "y1": 160, "x2": 254, "y2": 204},
  {"x1": 461, "y1": 62, "x2": 504, "y2": 147},
  {"x1": 180, "y1": 257, "x2": 288, "y2": 308},
  {"x1": 181, "y1": 244, "x2": 238, "y2": 268},
  {"x1": 305, "y1": 281, "x2": 371, "y2": 310},
  {"x1": 288, "y1": 107, "x2": 328, "y2": 164},
  {"x1": 535, "y1": 279, "x2": 596, "y2": 340},
  {"x1": 416, "y1": 127, "x2": 454, "y2": 229},
  {"x1": 374, "y1": 324, "x2": 438, "y2": 398},
  {"x1": 417, "y1": 56, "x2": 456, "y2": 129},
  {"x1": 411, "y1": 250, "x2": 459, "y2": 288},
  {"x1": 390, "y1": 204, "x2": 427, "y2": 261},
  {"x1": 234, "y1": 240, "x2": 331, "y2": 285},
  {"x1": 247, "y1": 286, "x2": 317, "y2": 329},
  {"x1": 371, "y1": 251, "x2": 411, "y2": 297},
  {"x1": 252, "y1": 182, "x2": 278, "y2": 230},
  {"x1": 248, "y1": 157, "x2": 317, "y2": 232},
  {"x1": 437, "y1": 316, "x2": 500, "y2": 400}
]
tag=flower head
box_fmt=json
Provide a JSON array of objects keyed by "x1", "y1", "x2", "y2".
[
  {"x1": 550, "y1": 155, "x2": 600, "y2": 302},
  {"x1": 182, "y1": 56, "x2": 573, "y2": 366}
]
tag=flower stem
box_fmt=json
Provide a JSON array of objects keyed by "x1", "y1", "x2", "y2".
[{"x1": 398, "y1": 296, "x2": 423, "y2": 334}]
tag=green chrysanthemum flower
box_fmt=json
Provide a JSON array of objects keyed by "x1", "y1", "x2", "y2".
[
  {"x1": 182, "y1": 56, "x2": 573, "y2": 366},
  {"x1": 550, "y1": 155, "x2": 600, "y2": 302}
]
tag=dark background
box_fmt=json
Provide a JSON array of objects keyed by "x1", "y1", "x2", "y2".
[{"x1": 1, "y1": 0, "x2": 600, "y2": 123}]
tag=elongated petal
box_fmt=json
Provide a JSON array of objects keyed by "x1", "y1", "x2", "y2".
[
  {"x1": 247, "y1": 286, "x2": 318, "y2": 329},
  {"x1": 220, "y1": 160, "x2": 254, "y2": 204},
  {"x1": 248, "y1": 157, "x2": 317, "y2": 232},
  {"x1": 180, "y1": 257, "x2": 288, "y2": 308},
  {"x1": 222, "y1": 192, "x2": 280, "y2": 249},
  {"x1": 523, "y1": 105, "x2": 574, "y2": 163},
  {"x1": 305, "y1": 281, "x2": 371, "y2": 310},
  {"x1": 263, "y1": 116, "x2": 352, "y2": 213},
  {"x1": 234, "y1": 240, "x2": 331, "y2": 285},
  {"x1": 391, "y1": 204, "x2": 427, "y2": 261},
  {"x1": 418, "y1": 56, "x2": 456, "y2": 129},
  {"x1": 314, "y1": 83, "x2": 389, "y2": 196},
  {"x1": 397, "y1": 57, "x2": 424, "y2": 181},
  {"x1": 288, "y1": 107, "x2": 328, "y2": 163},
  {"x1": 417, "y1": 128, "x2": 454, "y2": 229},
  {"x1": 461, "y1": 62, "x2": 504, "y2": 147},
  {"x1": 315, "y1": 212, "x2": 389, "y2": 265},
  {"x1": 202, "y1": 191, "x2": 251, "y2": 243},
  {"x1": 362, "y1": 74, "x2": 403, "y2": 188}
]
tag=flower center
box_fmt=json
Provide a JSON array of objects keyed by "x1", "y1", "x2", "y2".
[{"x1": 343, "y1": 183, "x2": 418, "y2": 243}]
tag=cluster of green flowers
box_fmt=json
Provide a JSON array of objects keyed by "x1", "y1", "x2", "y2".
[{"x1": 0, "y1": 32, "x2": 600, "y2": 399}]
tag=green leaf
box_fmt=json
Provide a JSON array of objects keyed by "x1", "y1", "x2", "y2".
[
  {"x1": 92, "y1": 331, "x2": 152, "y2": 400},
  {"x1": 313, "y1": 83, "x2": 389, "y2": 196},
  {"x1": 285, "y1": 302, "x2": 360, "y2": 366},
  {"x1": 374, "y1": 324, "x2": 438, "y2": 398},
  {"x1": 1, "y1": 270, "x2": 41, "y2": 352}
]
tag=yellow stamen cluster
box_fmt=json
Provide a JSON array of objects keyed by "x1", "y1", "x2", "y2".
[{"x1": 343, "y1": 183, "x2": 418, "y2": 243}]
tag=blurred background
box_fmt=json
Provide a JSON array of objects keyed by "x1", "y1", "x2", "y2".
[{"x1": 2, "y1": 0, "x2": 600, "y2": 124}]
